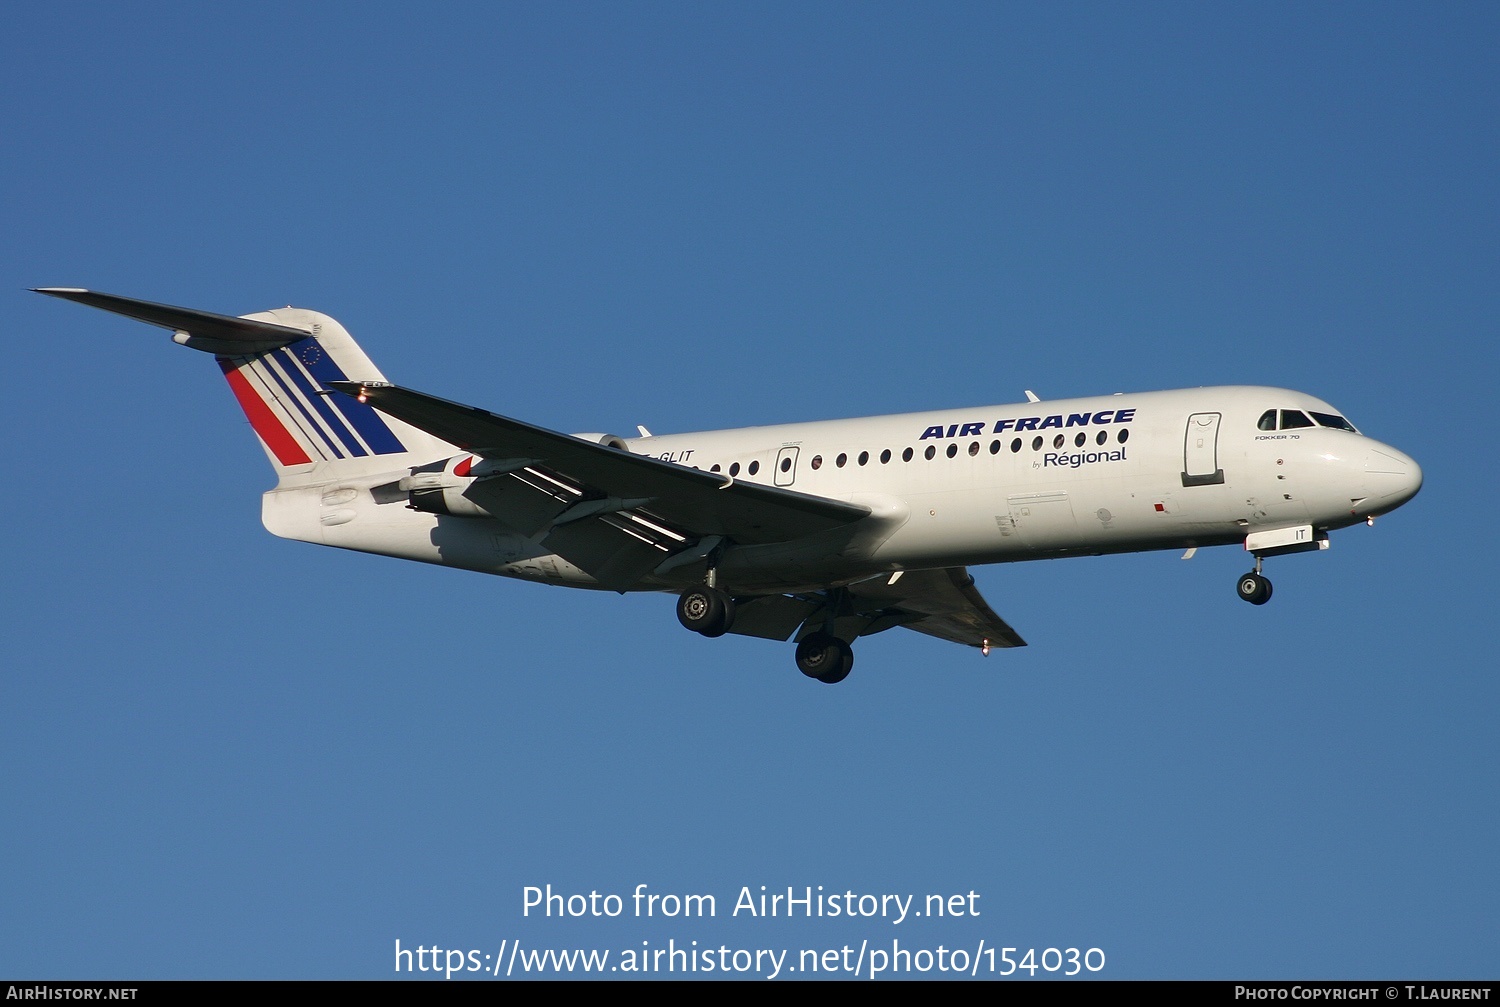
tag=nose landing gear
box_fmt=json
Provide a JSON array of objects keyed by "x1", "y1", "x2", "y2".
[
  {"x1": 1236, "y1": 524, "x2": 1330, "y2": 605},
  {"x1": 1236, "y1": 553, "x2": 1273, "y2": 605},
  {"x1": 1236, "y1": 571, "x2": 1273, "y2": 605}
]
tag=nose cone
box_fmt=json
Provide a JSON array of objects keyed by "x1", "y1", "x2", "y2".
[{"x1": 1363, "y1": 443, "x2": 1423, "y2": 513}]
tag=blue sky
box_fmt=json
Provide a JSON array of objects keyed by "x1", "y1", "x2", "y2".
[{"x1": 3, "y1": 2, "x2": 1496, "y2": 980}]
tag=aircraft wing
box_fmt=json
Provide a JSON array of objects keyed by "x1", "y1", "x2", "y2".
[
  {"x1": 726, "y1": 567, "x2": 1026, "y2": 650},
  {"x1": 332, "y1": 381, "x2": 871, "y2": 590},
  {"x1": 847, "y1": 567, "x2": 1026, "y2": 649}
]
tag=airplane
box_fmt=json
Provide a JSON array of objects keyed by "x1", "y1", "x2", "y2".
[{"x1": 35, "y1": 288, "x2": 1423, "y2": 683}]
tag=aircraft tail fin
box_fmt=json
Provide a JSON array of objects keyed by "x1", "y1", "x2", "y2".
[{"x1": 34, "y1": 288, "x2": 456, "y2": 483}]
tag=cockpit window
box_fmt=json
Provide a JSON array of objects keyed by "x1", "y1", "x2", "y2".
[
  {"x1": 1310, "y1": 411, "x2": 1358, "y2": 433},
  {"x1": 1257, "y1": 409, "x2": 1277, "y2": 431},
  {"x1": 1280, "y1": 410, "x2": 1315, "y2": 429}
]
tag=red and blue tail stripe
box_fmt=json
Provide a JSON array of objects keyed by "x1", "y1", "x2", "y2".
[
  {"x1": 221, "y1": 362, "x2": 312, "y2": 467},
  {"x1": 218, "y1": 337, "x2": 407, "y2": 467},
  {"x1": 287, "y1": 339, "x2": 406, "y2": 455}
]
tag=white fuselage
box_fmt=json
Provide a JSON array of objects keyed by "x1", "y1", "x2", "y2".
[{"x1": 264, "y1": 385, "x2": 1422, "y2": 594}]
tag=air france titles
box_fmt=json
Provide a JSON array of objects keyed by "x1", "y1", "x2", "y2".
[
  {"x1": 919, "y1": 408, "x2": 1136, "y2": 441},
  {"x1": 919, "y1": 408, "x2": 1135, "y2": 470}
]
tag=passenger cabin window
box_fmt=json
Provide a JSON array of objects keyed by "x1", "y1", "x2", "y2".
[
  {"x1": 1257, "y1": 410, "x2": 1277, "y2": 431},
  {"x1": 1280, "y1": 410, "x2": 1315, "y2": 429},
  {"x1": 1310, "y1": 411, "x2": 1358, "y2": 432}
]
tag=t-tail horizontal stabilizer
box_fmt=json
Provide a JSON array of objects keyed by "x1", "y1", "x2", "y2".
[{"x1": 32, "y1": 288, "x2": 309, "y2": 355}]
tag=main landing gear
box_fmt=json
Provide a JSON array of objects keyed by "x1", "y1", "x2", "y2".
[
  {"x1": 795, "y1": 632, "x2": 853, "y2": 685},
  {"x1": 676, "y1": 585, "x2": 735, "y2": 638},
  {"x1": 675, "y1": 582, "x2": 856, "y2": 684},
  {"x1": 1236, "y1": 555, "x2": 1273, "y2": 606}
]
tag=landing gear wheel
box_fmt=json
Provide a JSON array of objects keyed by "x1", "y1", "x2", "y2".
[
  {"x1": 796, "y1": 632, "x2": 853, "y2": 683},
  {"x1": 1236, "y1": 572, "x2": 1273, "y2": 605},
  {"x1": 677, "y1": 587, "x2": 735, "y2": 637},
  {"x1": 817, "y1": 649, "x2": 854, "y2": 685}
]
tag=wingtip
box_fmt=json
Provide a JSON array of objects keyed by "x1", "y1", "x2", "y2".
[{"x1": 32, "y1": 287, "x2": 90, "y2": 295}]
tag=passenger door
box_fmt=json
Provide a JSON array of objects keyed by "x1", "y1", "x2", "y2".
[{"x1": 1181, "y1": 412, "x2": 1225, "y2": 486}]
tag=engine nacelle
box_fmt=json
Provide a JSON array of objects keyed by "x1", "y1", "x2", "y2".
[
  {"x1": 406, "y1": 484, "x2": 491, "y2": 518},
  {"x1": 572, "y1": 432, "x2": 632, "y2": 451},
  {"x1": 400, "y1": 455, "x2": 491, "y2": 518}
]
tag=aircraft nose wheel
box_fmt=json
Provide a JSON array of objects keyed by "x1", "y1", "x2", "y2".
[
  {"x1": 676, "y1": 586, "x2": 735, "y2": 637},
  {"x1": 795, "y1": 632, "x2": 854, "y2": 683},
  {"x1": 1236, "y1": 572, "x2": 1273, "y2": 605}
]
